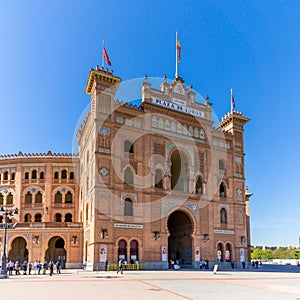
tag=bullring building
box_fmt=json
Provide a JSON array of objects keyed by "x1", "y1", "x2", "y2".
[{"x1": 0, "y1": 66, "x2": 252, "y2": 270}]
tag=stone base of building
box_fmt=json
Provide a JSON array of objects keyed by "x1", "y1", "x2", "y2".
[
  {"x1": 144, "y1": 262, "x2": 169, "y2": 270},
  {"x1": 65, "y1": 263, "x2": 84, "y2": 269}
]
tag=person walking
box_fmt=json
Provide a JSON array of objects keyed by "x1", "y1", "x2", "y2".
[
  {"x1": 49, "y1": 261, "x2": 54, "y2": 276},
  {"x1": 116, "y1": 259, "x2": 123, "y2": 274},
  {"x1": 56, "y1": 261, "x2": 61, "y2": 274}
]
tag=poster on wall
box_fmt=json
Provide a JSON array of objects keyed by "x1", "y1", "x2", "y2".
[
  {"x1": 162, "y1": 246, "x2": 168, "y2": 261},
  {"x1": 195, "y1": 246, "x2": 200, "y2": 261},
  {"x1": 240, "y1": 248, "x2": 245, "y2": 262},
  {"x1": 99, "y1": 244, "x2": 107, "y2": 262}
]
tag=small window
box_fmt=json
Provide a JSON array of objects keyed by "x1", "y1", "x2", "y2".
[
  {"x1": 220, "y1": 208, "x2": 227, "y2": 224},
  {"x1": 219, "y1": 159, "x2": 225, "y2": 171},
  {"x1": 124, "y1": 198, "x2": 133, "y2": 216},
  {"x1": 6, "y1": 193, "x2": 13, "y2": 205},
  {"x1": 65, "y1": 191, "x2": 73, "y2": 203},
  {"x1": 124, "y1": 167, "x2": 133, "y2": 185},
  {"x1": 124, "y1": 141, "x2": 134, "y2": 153},
  {"x1": 195, "y1": 176, "x2": 203, "y2": 194},
  {"x1": 155, "y1": 169, "x2": 163, "y2": 188},
  {"x1": 34, "y1": 213, "x2": 42, "y2": 222},
  {"x1": 24, "y1": 213, "x2": 32, "y2": 222},
  {"x1": 0, "y1": 193, "x2": 3, "y2": 205},
  {"x1": 61, "y1": 170, "x2": 67, "y2": 179},
  {"x1": 11, "y1": 173, "x2": 15, "y2": 181},
  {"x1": 54, "y1": 192, "x2": 62, "y2": 203},
  {"x1": 3, "y1": 171, "x2": 8, "y2": 181},
  {"x1": 25, "y1": 172, "x2": 29, "y2": 180},
  {"x1": 25, "y1": 192, "x2": 32, "y2": 204},
  {"x1": 40, "y1": 172, "x2": 44, "y2": 179},
  {"x1": 219, "y1": 183, "x2": 226, "y2": 197},
  {"x1": 35, "y1": 191, "x2": 42, "y2": 203},
  {"x1": 65, "y1": 213, "x2": 72, "y2": 222},
  {"x1": 32, "y1": 170, "x2": 37, "y2": 179},
  {"x1": 54, "y1": 213, "x2": 62, "y2": 222},
  {"x1": 54, "y1": 172, "x2": 59, "y2": 179},
  {"x1": 70, "y1": 172, "x2": 74, "y2": 180}
]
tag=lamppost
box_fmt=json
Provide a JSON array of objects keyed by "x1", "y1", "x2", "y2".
[{"x1": 0, "y1": 207, "x2": 18, "y2": 278}]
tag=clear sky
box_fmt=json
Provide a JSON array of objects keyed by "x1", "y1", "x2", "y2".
[{"x1": 1, "y1": 0, "x2": 299, "y2": 247}]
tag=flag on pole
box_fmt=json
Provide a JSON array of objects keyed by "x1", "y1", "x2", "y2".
[
  {"x1": 103, "y1": 47, "x2": 112, "y2": 66},
  {"x1": 177, "y1": 36, "x2": 181, "y2": 63},
  {"x1": 231, "y1": 88, "x2": 236, "y2": 112}
]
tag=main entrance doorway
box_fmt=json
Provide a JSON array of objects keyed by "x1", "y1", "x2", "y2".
[
  {"x1": 167, "y1": 210, "x2": 193, "y2": 266},
  {"x1": 8, "y1": 237, "x2": 28, "y2": 263},
  {"x1": 45, "y1": 237, "x2": 66, "y2": 268}
]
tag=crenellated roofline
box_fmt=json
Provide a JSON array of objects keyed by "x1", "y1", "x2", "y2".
[{"x1": 0, "y1": 151, "x2": 78, "y2": 161}]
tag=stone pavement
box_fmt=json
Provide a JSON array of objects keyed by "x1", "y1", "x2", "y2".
[{"x1": 1, "y1": 266, "x2": 300, "y2": 300}]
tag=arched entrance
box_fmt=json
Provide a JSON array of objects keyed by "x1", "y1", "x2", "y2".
[
  {"x1": 118, "y1": 239, "x2": 127, "y2": 261},
  {"x1": 8, "y1": 237, "x2": 28, "y2": 263},
  {"x1": 167, "y1": 210, "x2": 193, "y2": 266},
  {"x1": 45, "y1": 237, "x2": 66, "y2": 268}
]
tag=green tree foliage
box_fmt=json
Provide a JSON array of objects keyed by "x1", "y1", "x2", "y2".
[{"x1": 251, "y1": 246, "x2": 300, "y2": 260}]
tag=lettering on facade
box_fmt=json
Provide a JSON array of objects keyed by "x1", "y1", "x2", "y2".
[
  {"x1": 152, "y1": 98, "x2": 205, "y2": 118},
  {"x1": 114, "y1": 223, "x2": 143, "y2": 229},
  {"x1": 214, "y1": 230, "x2": 235, "y2": 234}
]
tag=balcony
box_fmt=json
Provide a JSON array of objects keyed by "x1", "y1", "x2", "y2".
[{"x1": 14, "y1": 222, "x2": 83, "y2": 229}]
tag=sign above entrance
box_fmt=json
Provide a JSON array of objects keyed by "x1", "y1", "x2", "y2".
[
  {"x1": 114, "y1": 223, "x2": 143, "y2": 229},
  {"x1": 214, "y1": 230, "x2": 234, "y2": 234},
  {"x1": 152, "y1": 98, "x2": 205, "y2": 118}
]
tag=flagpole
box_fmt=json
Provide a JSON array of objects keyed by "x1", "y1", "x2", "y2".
[
  {"x1": 102, "y1": 40, "x2": 104, "y2": 68},
  {"x1": 175, "y1": 31, "x2": 178, "y2": 78},
  {"x1": 230, "y1": 88, "x2": 233, "y2": 113}
]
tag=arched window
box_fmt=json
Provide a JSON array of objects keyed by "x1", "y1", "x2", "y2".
[
  {"x1": 65, "y1": 191, "x2": 73, "y2": 203},
  {"x1": 31, "y1": 170, "x2": 37, "y2": 179},
  {"x1": 11, "y1": 172, "x2": 15, "y2": 181},
  {"x1": 155, "y1": 169, "x2": 163, "y2": 188},
  {"x1": 220, "y1": 208, "x2": 227, "y2": 224},
  {"x1": 61, "y1": 170, "x2": 67, "y2": 179},
  {"x1": 24, "y1": 213, "x2": 32, "y2": 222},
  {"x1": 70, "y1": 172, "x2": 74, "y2": 180},
  {"x1": 54, "y1": 213, "x2": 62, "y2": 222},
  {"x1": 40, "y1": 171, "x2": 44, "y2": 179},
  {"x1": 7, "y1": 193, "x2": 13, "y2": 205},
  {"x1": 130, "y1": 240, "x2": 139, "y2": 262},
  {"x1": 0, "y1": 193, "x2": 3, "y2": 205},
  {"x1": 124, "y1": 140, "x2": 133, "y2": 153},
  {"x1": 25, "y1": 172, "x2": 29, "y2": 180},
  {"x1": 217, "y1": 243, "x2": 224, "y2": 262},
  {"x1": 25, "y1": 192, "x2": 32, "y2": 204},
  {"x1": 219, "y1": 159, "x2": 225, "y2": 171},
  {"x1": 219, "y1": 182, "x2": 226, "y2": 197},
  {"x1": 0, "y1": 216, "x2": 3, "y2": 223},
  {"x1": 65, "y1": 213, "x2": 72, "y2": 222},
  {"x1": 225, "y1": 243, "x2": 232, "y2": 262},
  {"x1": 35, "y1": 191, "x2": 42, "y2": 203},
  {"x1": 34, "y1": 213, "x2": 42, "y2": 222},
  {"x1": 54, "y1": 192, "x2": 62, "y2": 203},
  {"x1": 3, "y1": 171, "x2": 8, "y2": 181},
  {"x1": 118, "y1": 239, "x2": 127, "y2": 261},
  {"x1": 195, "y1": 176, "x2": 203, "y2": 194},
  {"x1": 124, "y1": 198, "x2": 133, "y2": 216},
  {"x1": 171, "y1": 150, "x2": 189, "y2": 192},
  {"x1": 124, "y1": 167, "x2": 133, "y2": 185},
  {"x1": 54, "y1": 172, "x2": 59, "y2": 179}
]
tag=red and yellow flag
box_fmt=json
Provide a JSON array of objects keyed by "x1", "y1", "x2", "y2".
[
  {"x1": 177, "y1": 37, "x2": 181, "y2": 63},
  {"x1": 103, "y1": 47, "x2": 112, "y2": 66}
]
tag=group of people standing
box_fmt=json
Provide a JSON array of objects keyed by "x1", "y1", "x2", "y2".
[{"x1": 6, "y1": 260, "x2": 61, "y2": 276}]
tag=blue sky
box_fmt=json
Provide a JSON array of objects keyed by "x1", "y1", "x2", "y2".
[{"x1": 1, "y1": 0, "x2": 300, "y2": 247}]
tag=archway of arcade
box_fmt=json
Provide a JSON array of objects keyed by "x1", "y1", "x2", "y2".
[
  {"x1": 8, "y1": 237, "x2": 29, "y2": 263},
  {"x1": 167, "y1": 210, "x2": 193, "y2": 266},
  {"x1": 45, "y1": 236, "x2": 67, "y2": 268}
]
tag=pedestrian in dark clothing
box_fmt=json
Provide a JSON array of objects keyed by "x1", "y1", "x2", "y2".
[
  {"x1": 49, "y1": 261, "x2": 54, "y2": 276},
  {"x1": 116, "y1": 259, "x2": 123, "y2": 274}
]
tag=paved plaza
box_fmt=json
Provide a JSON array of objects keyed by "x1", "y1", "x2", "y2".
[{"x1": 1, "y1": 266, "x2": 300, "y2": 300}]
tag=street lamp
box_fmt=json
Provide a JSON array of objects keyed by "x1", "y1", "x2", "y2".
[{"x1": 0, "y1": 207, "x2": 18, "y2": 278}]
